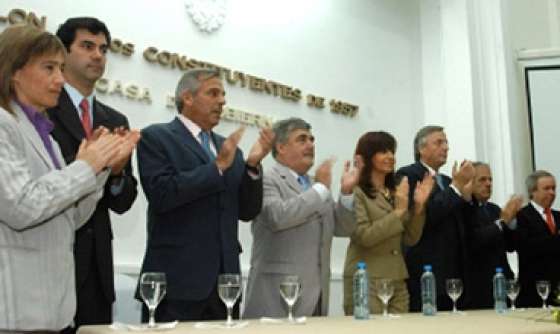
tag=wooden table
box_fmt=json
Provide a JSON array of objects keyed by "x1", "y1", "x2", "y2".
[{"x1": 78, "y1": 309, "x2": 559, "y2": 334}]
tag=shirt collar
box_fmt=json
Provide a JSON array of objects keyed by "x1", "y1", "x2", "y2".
[
  {"x1": 531, "y1": 200, "x2": 547, "y2": 215},
  {"x1": 178, "y1": 114, "x2": 204, "y2": 140},
  {"x1": 420, "y1": 160, "x2": 437, "y2": 176},
  {"x1": 15, "y1": 99, "x2": 53, "y2": 133},
  {"x1": 278, "y1": 162, "x2": 307, "y2": 181},
  {"x1": 64, "y1": 83, "x2": 94, "y2": 114}
]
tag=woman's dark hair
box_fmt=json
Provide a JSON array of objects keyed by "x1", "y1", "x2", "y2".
[{"x1": 354, "y1": 131, "x2": 397, "y2": 198}]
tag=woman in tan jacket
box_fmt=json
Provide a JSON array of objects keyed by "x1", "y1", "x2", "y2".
[{"x1": 343, "y1": 131, "x2": 433, "y2": 315}]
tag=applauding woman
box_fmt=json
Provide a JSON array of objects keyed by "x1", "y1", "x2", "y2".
[
  {"x1": 343, "y1": 131, "x2": 433, "y2": 315},
  {"x1": 0, "y1": 25, "x2": 137, "y2": 332}
]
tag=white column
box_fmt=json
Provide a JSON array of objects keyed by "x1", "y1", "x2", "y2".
[
  {"x1": 420, "y1": 0, "x2": 477, "y2": 175},
  {"x1": 467, "y1": 0, "x2": 518, "y2": 204},
  {"x1": 420, "y1": 0, "x2": 522, "y2": 203}
]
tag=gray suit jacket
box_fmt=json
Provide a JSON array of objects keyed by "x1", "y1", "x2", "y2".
[
  {"x1": 243, "y1": 161, "x2": 355, "y2": 318},
  {"x1": 0, "y1": 103, "x2": 108, "y2": 331}
]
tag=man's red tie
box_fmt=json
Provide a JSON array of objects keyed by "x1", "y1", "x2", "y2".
[
  {"x1": 544, "y1": 208, "x2": 556, "y2": 235},
  {"x1": 79, "y1": 98, "x2": 92, "y2": 139}
]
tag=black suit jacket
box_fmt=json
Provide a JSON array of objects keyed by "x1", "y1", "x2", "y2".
[
  {"x1": 47, "y1": 89, "x2": 138, "y2": 317},
  {"x1": 136, "y1": 117, "x2": 262, "y2": 305},
  {"x1": 396, "y1": 162, "x2": 469, "y2": 311},
  {"x1": 464, "y1": 200, "x2": 514, "y2": 309},
  {"x1": 515, "y1": 203, "x2": 560, "y2": 308}
]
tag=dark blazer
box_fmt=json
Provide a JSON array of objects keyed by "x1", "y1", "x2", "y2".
[
  {"x1": 464, "y1": 200, "x2": 514, "y2": 309},
  {"x1": 396, "y1": 161, "x2": 469, "y2": 312},
  {"x1": 47, "y1": 89, "x2": 138, "y2": 324},
  {"x1": 136, "y1": 117, "x2": 262, "y2": 303},
  {"x1": 515, "y1": 203, "x2": 560, "y2": 308}
]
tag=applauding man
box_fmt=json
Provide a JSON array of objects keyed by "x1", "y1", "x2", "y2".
[
  {"x1": 397, "y1": 125, "x2": 475, "y2": 311},
  {"x1": 47, "y1": 17, "x2": 139, "y2": 330},
  {"x1": 136, "y1": 68, "x2": 273, "y2": 322},
  {"x1": 243, "y1": 117, "x2": 359, "y2": 319}
]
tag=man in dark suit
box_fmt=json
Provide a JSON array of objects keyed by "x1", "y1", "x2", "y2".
[
  {"x1": 396, "y1": 125, "x2": 474, "y2": 312},
  {"x1": 136, "y1": 68, "x2": 274, "y2": 321},
  {"x1": 516, "y1": 170, "x2": 560, "y2": 308},
  {"x1": 465, "y1": 162, "x2": 521, "y2": 309},
  {"x1": 47, "y1": 17, "x2": 139, "y2": 329}
]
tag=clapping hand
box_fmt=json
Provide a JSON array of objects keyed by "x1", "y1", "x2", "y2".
[
  {"x1": 451, "y1": 160, "x2": 475, "y2": 196},
  {"x1": 500, "y1": 195, "x2": 523, "y2": 223},
  {"x1": 314, "y1": 158, "x2": 335, "y2": 189},
  {"x1": 394, "y1": 176, "x2": 409, "y2": 218},
  {"x1": 76, "y1": 130, "x2": 124, "y2": 174},
  {"x1": 340, "y1": 155, "x2": 363, "y2": 194},
  {"x1": 107, "y1": 127, "x2": 141, "y2": 175},
  {"x1": 414, "y1": 173, "x2": 435, "y2": 214},
  {"x1": 246, "y1": 127, "x2": 275, "y2": 168},
  {"x1": 215, "y1": 126, "x2": 245, "y2": 172}
]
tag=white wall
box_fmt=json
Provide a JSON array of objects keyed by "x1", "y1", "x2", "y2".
[
  {"x1": 0, "y1": 0, "x2": 425, "y2": 316},
  {"x1": 4, "y1": 0, "x2": 553, "y2": 317}
]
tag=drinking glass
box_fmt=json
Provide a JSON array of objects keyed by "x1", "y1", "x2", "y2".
[
  {"x1": 536, "y1": 280, "x2": 550, "y2": 309},
  {"x1": 218, "y1": 274, "x2": 242, "y2": 327},
  {"x1": 446, "y1": 278, "x2": 463, "y2": 314},
  {"x1": 139, "y1": 272, "x2": 167, "y2": 328},
  {"x1": 506, "y1": 279, "x2": 520, "y2": 311},
  {"x1": 279, "y1": 275, "x2": 300, "y2": 322},
  {"x1": 376, "y1": 279, "x2": 394, "y2": 317}
]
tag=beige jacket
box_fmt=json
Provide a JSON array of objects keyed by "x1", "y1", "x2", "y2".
[{"x1": 343, "y1": 186, "x2": 425, "y2": 289}]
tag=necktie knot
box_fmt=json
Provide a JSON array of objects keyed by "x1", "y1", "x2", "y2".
[
  {"x1": 79, "y1": 98, "x2": 92, "y2": 139},
  {"x1": 199, "y1": 131, "x2": 215, "y2": 160},
  {"x1": 297, "y1": 175, "x2": 310, "y2": 191}
]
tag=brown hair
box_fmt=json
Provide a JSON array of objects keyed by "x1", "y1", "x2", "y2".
[
  {"x1": 355, "y1": 131, "x2": 397, "y2": 198},
  {"x1": 0, "y1": 24, "x2": 65, "y2": 115}
]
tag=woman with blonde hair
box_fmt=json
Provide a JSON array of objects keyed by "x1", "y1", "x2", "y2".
[
  {"x1": 0, "y1": 24, "x2": 133, "y2": 332},
  {"x1": 343, "y1": 131, "x2": 433, "y2": 315}
]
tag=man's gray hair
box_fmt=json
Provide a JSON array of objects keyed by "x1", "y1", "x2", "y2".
[
  {"x1": 526, "y1": 170, "x2": 554, "y2": 198},
  {"x1": 472, "y1": 161, "x2": 490, "y2": 169},
  {"x1": 175, "y1": 68, "x2": 220, "y2": 113},
  {"x1": 271, "y1": 117, "x2": 312, "y2": 158},
  {"x1": 414, "y1": 125, "x2": 444, "y2": 161}
]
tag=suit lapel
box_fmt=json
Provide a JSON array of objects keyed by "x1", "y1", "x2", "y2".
[
  {"x1": 376, "y1": 193, "x2": 394, "y2": 212},
  {"x1": 273, "y1": 162, "x2": 302, "y2": 194},
  {"x1": 92, "y1": 98, "x2": 109, "y2": 129},
  {"x1": 527, "y1": 204, "x2": 550, "y2": 234},
  {"x1": 12, "y1": 103, "x2": 55, "y2": 169},
  {"x1": 170, "y1": 117, "x2": 209, "y2": 163},
  {"x1": 211, "y1": 132, "x2": 223, "y2": 155},
  {"x1": 553, "y1": 210, "x2": 560, "y2": 232},
  {"x1": 53, "y1": 88, "x2": 86, "y2": 142}
]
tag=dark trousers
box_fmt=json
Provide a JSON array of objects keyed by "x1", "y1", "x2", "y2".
[
  {"x1": 141, "y1": 286, "x2": 240, "y2": 322},
  {"x1": 74, "y1": 255, "x2": 113, "y2": 329}
]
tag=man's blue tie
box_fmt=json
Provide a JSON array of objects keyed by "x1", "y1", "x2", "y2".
[
  {"x1": 435, "y1": 173, "x2": 445, "y2": 190},
  {"x1": 297, "y1": 175, "x2": 310, "y2": 191},
  {"x1": 199, "y1": 131, "x2": 215, "y2": 160}
]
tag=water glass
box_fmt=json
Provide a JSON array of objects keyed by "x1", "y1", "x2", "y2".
[
  {"x1": 139, "y1": 272, "x2": 167, "y2": 328},
  {"x1": 446, "y1": 278, "x2": 463, "y2": 314},
  {"x1": 536, "y1": 280, "x2": 550, "y2": 309},
  {"x1": 376, "y1": 279, "x2": 394, "y2": 317},
  {"x1": 218, "y1": 274, "x2": 242, "y2": 327},
  {"x1": 279, "y1": 275, "x2": 300, "y2": 322},
  {"x1": 506, "y1": 279, "x2": 520, "y2": 311}
]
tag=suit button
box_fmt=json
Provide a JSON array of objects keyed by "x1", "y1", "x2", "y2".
[
  {"x1": 392, "y1": 250, "x2": 399, "y2": 255},
  {"x1": 87, "y1": 228, "x2": 93, "y2": 234}
]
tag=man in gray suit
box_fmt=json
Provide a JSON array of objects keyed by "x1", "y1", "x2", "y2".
[{"x1": 243, "y1": 117, "x2": 358, "y2": 318}]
